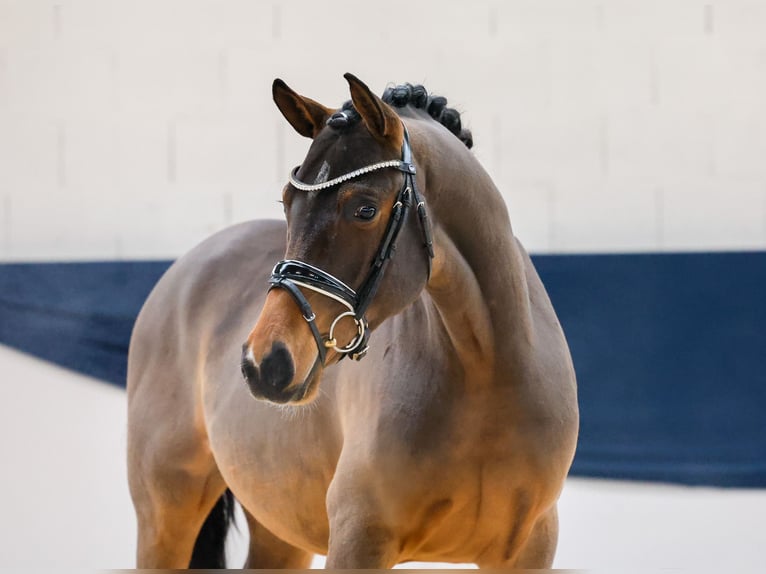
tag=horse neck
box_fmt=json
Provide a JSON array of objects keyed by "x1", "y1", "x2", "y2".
[{"x1": 420, "y1": 131, "x2": 533, "y2": 381}]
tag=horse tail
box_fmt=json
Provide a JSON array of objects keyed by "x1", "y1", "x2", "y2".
[{"x1": 189, "y1": 489, "x2": 237, "y2": 568}]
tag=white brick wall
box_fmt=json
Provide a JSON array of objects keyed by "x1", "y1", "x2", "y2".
[{"x1": 1, "y1": 0, "x2": 765, "y2": 260}]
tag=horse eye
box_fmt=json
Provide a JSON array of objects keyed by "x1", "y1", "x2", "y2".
[{"x1": 354, "y1": 205, "x2": 377, "y2": 220}]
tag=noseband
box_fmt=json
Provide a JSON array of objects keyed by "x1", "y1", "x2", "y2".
[{"x1": 269, "y1": 127, "x2": 434, "y2": 375}]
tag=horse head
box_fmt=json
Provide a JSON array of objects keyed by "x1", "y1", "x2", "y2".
[{"x1": 241, "y1": 74, "x2": 433, "y2": 404}]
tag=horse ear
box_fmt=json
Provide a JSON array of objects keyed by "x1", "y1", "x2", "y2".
[
  {"x1": 272, "y1": 79, "x2": 333, "y2": 139},
  {"x1": 344, "y1": 73, "x2": 403, "y2": 145}
]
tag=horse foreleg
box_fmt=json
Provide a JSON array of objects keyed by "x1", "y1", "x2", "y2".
[
  {"x1": 127, "y1": 382, "x2": 227, "y2": 569},
  {"x1": 476, "y1": 505, "x2": 559, "y2": 569},
  {"x1": 324, "y1": 483, "x2": 399, "y2": 569},
  {"x1": 325, "y1": 519, "x2": 399, "y2": 568},
  {"x1": 244, "y1": 510, "x2": 314, "y2": 568},
  {"x1": 129, "y1": 462, "x2": 227, "y2": 568},
  {"x1": 512, "y1": 505, "x2": 559, "y2": 568}
]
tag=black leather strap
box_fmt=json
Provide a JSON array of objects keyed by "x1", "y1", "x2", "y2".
[
  {"x1": 268, "y1": 276, "x2": 327, "y2": 366},
  {"x1": 272, "y1": 260, "x2": 357, "y2": 309}
]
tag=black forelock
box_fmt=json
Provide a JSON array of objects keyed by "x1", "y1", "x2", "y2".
[
  {"x1": 325, "y1": 100, "x2": 362, "y2": 130},
  {"x1": 324, "y1": 83, "x2": 474, "y2": 149}
]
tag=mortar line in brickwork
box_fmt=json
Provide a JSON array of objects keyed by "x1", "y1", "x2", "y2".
[
  {"x1": 109, "y1": 50, "x2": 120, "y2": 112},
  {"x1": 272, "y1": 4, "x2": 282, "y2": 40},
  {"x1": 655, "y1": 187, "x2": 665, "y2": 248},
  {"x1": 762, "y1": 188, "x2": 766, "y2": 246},
  {"x1": 599, "y1": 114, "x2": 610, "y2": 177},
  {"x1": 53, "y1": 4, "x2": 63, "y2": 40},
  {"x1": 0, "y1": 49, "x2": 6, "y2": 107},
  {"x1": 167, "y1": 120, "x2": 177, "y2": 184},
  {"x1": 705, "y1": 113, "x2": 717, "y2": 179},
  {"x1": 56, "y1": 122, "x2": 67, "y2": 188},
  {"x1": 218, "y1": 50, "x2": 229, "y2": 108},
  {"x1": 2, "y1": 195, "x2": 10, "y2": 258},
  {"x1": 649, "y1": 47, "x2": 660, "y2": 107},
  {"x1": 547, "y1": 185, "x2": 555, "y2": 251},
  {"x1": 275, "y1": 119, "x2": 285, "y2": 185},
  {"x1": 595, "y1": 4, "x2": 605, "y2": 31},
  {"x1": 488, "y1": 4, "x2": 498, "y2": 37},
  {"x1": 541, "y1": 41, "x2": 552, "y2": 109},
  {"x1": 223, "y1": 192, "x2": 233, "y2": 227},
  {"x1": 492, "y1": 114, "x2": 502, "y2": 181},
  {"x1": 114, "y1": 235, "x2": 123, "y2": 260},
  {"x1": 704, "y1": 4, "x2": 715, "y2": 36}
]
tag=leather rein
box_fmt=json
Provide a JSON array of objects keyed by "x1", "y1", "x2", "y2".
[{"x1": 268, "y1": 126, "x2": 434, "y2": 378}]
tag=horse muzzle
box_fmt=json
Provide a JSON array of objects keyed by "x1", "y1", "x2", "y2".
[{"x1": 240, "y1": 340, "x2": 317, "y2": 404}]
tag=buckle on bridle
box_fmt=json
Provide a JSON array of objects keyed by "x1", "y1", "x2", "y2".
[
  {"x1": 327, "y1": 310, "x2": 366, "y2": 355},
  {"x1": 350, "y1": 346, "x2": 369, "y2": 361}
]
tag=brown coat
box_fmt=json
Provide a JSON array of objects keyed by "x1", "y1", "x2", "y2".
[{"x1": 127, "y1": 75, "x2": 578, "y2": 568}]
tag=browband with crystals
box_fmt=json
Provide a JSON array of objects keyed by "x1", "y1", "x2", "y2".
[{"x1": 289, "y1": 159, "x2": 411, "y2": 192}]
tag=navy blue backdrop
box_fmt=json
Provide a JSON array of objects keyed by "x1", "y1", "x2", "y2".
[{"x1": 1, "y1": 252, "x2": 764, "y2": 487}]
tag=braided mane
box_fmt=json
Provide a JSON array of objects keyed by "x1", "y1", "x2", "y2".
[
  {"x1": 330, "y1": 83, "x2": 474, "y2": 150},
  {"x1": 382, "y1": 83, "x2": 473, "y2": 149}
]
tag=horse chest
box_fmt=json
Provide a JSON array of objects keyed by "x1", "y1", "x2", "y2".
[
  {"x1": 365, "y1": 453, "x2": 541, "y2": 564},
  {"x1": 321, "y1": 411, "x2": 529, "y2": 555}
]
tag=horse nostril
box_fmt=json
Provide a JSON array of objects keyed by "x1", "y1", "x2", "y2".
[
  {"x1": 260, "y1": 341, "x2": 295, "y2": 391},
  {"x1": 241, "y1": 344, "x2": 259, "y2": 386}
]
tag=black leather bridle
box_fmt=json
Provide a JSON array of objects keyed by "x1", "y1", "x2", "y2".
[{"x1": 269, "y1": 126, "x2": 434, "y2": 378}]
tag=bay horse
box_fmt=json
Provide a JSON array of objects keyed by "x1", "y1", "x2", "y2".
[{"x1": 127, "y1": 73, "x2": 578, "y2": 569}]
